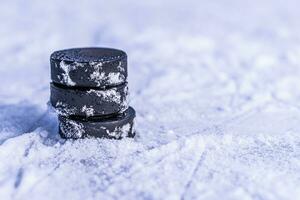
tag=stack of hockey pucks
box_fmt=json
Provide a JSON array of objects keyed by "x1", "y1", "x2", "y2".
[{"x1": 50, "y1": 47, "x2": 135, "y2": 139}]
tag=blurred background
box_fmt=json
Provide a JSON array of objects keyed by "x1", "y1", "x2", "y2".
[
  {"x1": 1, "y1": 0, "x2": 300, "y2": 199},
  {"x1": 2, "y1": 0, "x2": 300, "y2": 104}
]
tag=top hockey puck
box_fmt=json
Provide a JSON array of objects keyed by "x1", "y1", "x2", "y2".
[{"x1": 50, "y1": 47, "x2": 127, "y2": 88}]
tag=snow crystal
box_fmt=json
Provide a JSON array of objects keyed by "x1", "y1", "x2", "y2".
[
  {"x1": 81, "y1": 105, "x2": 95, "y2": 117},
  {"x1": 87, "y1": 87, "x2": 124, "y2": 104},
  {"x1": 89, "y1": 61, "x2": 104, "y2": 86},
  {"x1": 59, "y1": 118, "x2": 85, "y2": 138},
  {"x1": 117, "y1": 61, "x2": 125, "y2": 72},
  {"x1": 101, "y1": 123, "x2": 132, "y2": 139},
  {"x1": 58, "y1": 61, "x2": 77, "y2": 86},
  {"x1": 90, "y1": 71, "x2": 105, "y2": 85},
  {"x1": 120, "y1": 85, "x2": 129, "y2": 112},
  {"x1": 89, "y1": 61, "x2": 126, "y2": 86},
  {"x1": 106, "y1": 72, "x2": 125, "y2": 85},
  {"x1": 55, "y1": 101, "x2": 76, "y2": 116}
]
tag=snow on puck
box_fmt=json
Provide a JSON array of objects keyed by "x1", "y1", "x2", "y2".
[
  {"x1": 58, "y1": 107, "x2": 136, "y2": 139},
  {"x1": 50, "y1": 47, "x2": 127, "y2": 88},
  {"x1": 50, "y1": 83, "x2": 128, "y2": 117}
]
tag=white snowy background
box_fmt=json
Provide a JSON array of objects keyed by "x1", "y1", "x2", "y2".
[{"x1": 1, "y1": 0, "x2": 300, "y2": 199}]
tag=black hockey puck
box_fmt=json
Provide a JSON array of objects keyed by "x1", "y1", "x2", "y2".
[
  {"x1": 58, "y1": 107, "x2": 136, "y2": 139},
  {"x1": 50, "y1": 47, "x2": 127, "y2": 88},
  {"x1": 50, "y1": 82, "x2": 128, "y2": 117}
]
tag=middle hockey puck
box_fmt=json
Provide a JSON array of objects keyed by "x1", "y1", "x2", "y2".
[{"x1": 50, "y1": 83, "x2": 128, "y2": 117}]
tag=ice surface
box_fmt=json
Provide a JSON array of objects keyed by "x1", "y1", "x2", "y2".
[{"x1": 1, "y1": 0, "x2": 300, "y2": 199}]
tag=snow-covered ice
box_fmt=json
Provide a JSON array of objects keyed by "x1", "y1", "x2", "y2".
[{"x1": 1, "y1": 0, "x2": 300, "y2": 199}]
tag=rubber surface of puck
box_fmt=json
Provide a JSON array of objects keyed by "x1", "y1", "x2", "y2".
[
  {"x1": 50, "y1": 83, "x2": 128, "y2": 117},
  {"x1": 51, "y1": 47, "x2": 127, "y2": 88},
  {"x1": 59, "y1": 107, "x2": 136, "y2": 139}
]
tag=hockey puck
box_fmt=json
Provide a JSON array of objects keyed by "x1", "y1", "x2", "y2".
[
  {"x1": 58, "y1": 107, "x2": 136, "y2": 139},
  {"x1": 50, "y1": 47, "x2": 127, "y2": 88},
  {"x1": 50, "y1": 83, "x2": 128, "y2": 117}
]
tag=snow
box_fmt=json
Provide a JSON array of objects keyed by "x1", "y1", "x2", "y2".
[
  {"x1": 54, "y1": 101, "x2": 76, "y2": 116},
  {"x1": 89, "y1": 61, "x2": 126, "y2": 86},
  {"x1": 81, "y1": 105, "x2": 95, "y2": 117},
  {"x1": 102, "y1": 122, "x2": 132, "y2": 138},
  {"x1": 1, "y1": 0, "x2": 300, "y2": 199},
  {"x1": 87, "y1": 86, "x2": 127, "y2": 109},
  {"x1": 59, "y1": 117, "x2": 85, "y2": 139},
  {"x1": 58, "y1": 61, "x2": 77, "y2": 86}
]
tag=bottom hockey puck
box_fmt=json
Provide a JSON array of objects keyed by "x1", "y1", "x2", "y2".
[{"x1": 58, "y1": 107, "x2": 136, "y2": 139}]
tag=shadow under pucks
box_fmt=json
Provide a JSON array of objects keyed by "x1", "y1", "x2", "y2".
[{"x1": 0, "y1": 101, "x2": 57, "y2": 144}]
